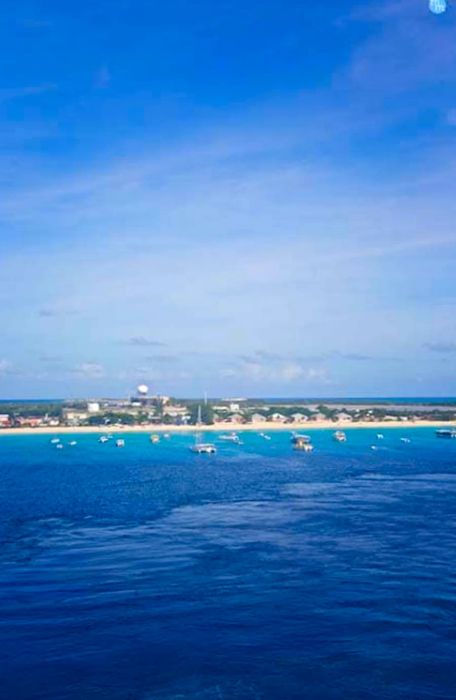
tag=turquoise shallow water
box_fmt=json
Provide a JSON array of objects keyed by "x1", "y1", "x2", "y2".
[{"x1": 0, "y1": 428, "x2": 455, "y2": 699}]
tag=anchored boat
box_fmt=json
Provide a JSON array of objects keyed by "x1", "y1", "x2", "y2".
[
  {"x1": 436, "y1": 429, "x2": 456, "y2": 439},
  {"x1": 190, "y1": 406, "x2": 217, "y2": 454}
]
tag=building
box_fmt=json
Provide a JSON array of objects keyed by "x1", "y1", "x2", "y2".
[
  {"x1": 163, "y1": 405, "x2": 188, "y2": 418},
  {"x1": 0, "y1": 414, "x2": 11, "y2": 428},
  {"x1": 15, "y1": 417, "x2": 44, "y2": 428},
  {"x1": 269, "y1": 413, "x2": 288, "y2": 423},
  {"x1": 225, "y1": 413, "x2": 245, "y2": 424},
  {"x1": 87, "y1": 402, "x2": 100, "y2": 413},
  {"x1": 291, "y1": 413, "x2": 308, "y2": 423},
  {"x1": 336, "y1": 412, "x2": 353, "y2": 423},
  {"x1": 250, "y1": 413, "x2": 267, "y2": 422},
  {"x1": 62, "y1": 409, "x2": 89, "y2": 425}
]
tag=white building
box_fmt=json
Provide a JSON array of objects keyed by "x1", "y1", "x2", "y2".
[
  {"x1": 250, "y1": 413, "x2": 266, "y2": 422},
  {"x1": 291, "y1": 413, "x2": 308, "y2": 423},
  {"x1": 269, "y1": 413, "x2": 288, "y2": 423}
]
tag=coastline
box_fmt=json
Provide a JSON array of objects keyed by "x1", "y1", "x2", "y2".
[{"x1": 1, "y1": 419, "x2": 455, "y2": 437}]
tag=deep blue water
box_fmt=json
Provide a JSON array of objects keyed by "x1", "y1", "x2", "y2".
[{"x1": 0, "y1": 428, "x2": 455, "y2": 700}]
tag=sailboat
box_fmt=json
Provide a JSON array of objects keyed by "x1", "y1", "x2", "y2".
[{"x1": 190, "y1": 406, "x2": 217, "y2": 454}]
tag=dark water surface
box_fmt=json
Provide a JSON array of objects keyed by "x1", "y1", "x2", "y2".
[{"x1": 1, "y1": 429, "x2": 455, "y2": 699}]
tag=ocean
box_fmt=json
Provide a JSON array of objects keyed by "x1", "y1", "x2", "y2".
[{"x1": 0, "y1": 428, "x2": 455, "y2": 699}]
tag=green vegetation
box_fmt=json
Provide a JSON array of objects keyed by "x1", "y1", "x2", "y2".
[
  {"x1": 189, "y1": 403, "x2": 214, "y2": 425},
  {"x1": 0, "y1": 402, "x2": 62, "y2": 418}
]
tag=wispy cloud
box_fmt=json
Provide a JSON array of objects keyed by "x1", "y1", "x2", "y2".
[
  {"x1": 73, "y1": 363, "x2": 105, "y2": 379},
  {"x1": 0, "y1": 359, "x2": 12, "y2": 376},
  {"x1": 95, "y1": 66, "x2": 111, "y2": 89},
  {"x1": 0, "y1": 83, "x2": 56, "y2": 102},
  {"x1": 343, "y1": 0, "x2": 456, "y2": 92},
  {"x1": 144, "y1": 354, "x2": 179, "y2": 363},
  {"x1": 222, "y1": 356, "x2": 331, "y2": 385},
  {"x1": 39, "y1": 355, "x2": 64, "y2": 363},
  {"x1": 38, "y1": 307, "x2": 79, "y2": 318},
  {"x1": 125, "y1": 337, "x2": 166, "y2": 347},
  {"x1": 425, "y1": 342, "x2": 456, "y2": 354}
]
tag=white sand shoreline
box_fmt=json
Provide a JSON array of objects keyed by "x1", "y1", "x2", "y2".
[{"x1": 0, "y1": 420, "x2": 455, "y2": 437}]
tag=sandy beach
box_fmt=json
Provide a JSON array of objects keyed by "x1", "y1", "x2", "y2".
[{"x1": 1, "y1": 420, "x2": 455, "y2": 437}]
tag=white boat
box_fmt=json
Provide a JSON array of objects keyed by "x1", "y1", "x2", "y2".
[
  {"x1": 259, "y1": 433, "x2": 271, "y2": 441},
  {"x1": 333, "y1": 431, "x2": 347, "y2": 443},
  {"x1": 190, "y1": 406, "x2": 216, "y2": 454},
  {"x1": 435, "y1": 429, "x2": 456, "y2": 439},
  {"x1": 99, "y1": 436, "x2": 109, "y2": 443},
  {"x1": 190, "y1": 443, "x2": 217, "y2": 454},
  {"x1": 400, "y1": 437, "x2": 411, "y2": 444},
  {"x1": 116, "y1": 439, "x2": 125, "y2": 448},
  {"x1": 164, "y1": 433, "x2": 171, "y2": 439},
  {"x1": 294, "y1": 440, "x2": 314, "y2": 452},
  {"x1": 371, "y1": 445, "x2": 378, "y2": 451},
  {"x1": 50, "y1": 438, "x2": 60, "y2": 444},
  {"x1": 219, "y1": 432, "x2": 241, "y2": 443},
  {"x1": 377, "y1": 434, "x2": 384, "y2": 440},
  {"x1": 150, "y1": 434, "x2": 160, "y2": 443},
  {"x1": 291, "y1": 433, "x2": 311, "y2": 444},
  {"x1": 56, "y1": 443, "x2": 64, "y2": 449},
  {"x1": 68, "y1": 441, "x2": 77, "y2": 446}
]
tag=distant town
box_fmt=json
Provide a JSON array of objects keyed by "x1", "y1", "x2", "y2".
[{"x1": 1, "y1": 385, "x2": 456, "y2": 430}]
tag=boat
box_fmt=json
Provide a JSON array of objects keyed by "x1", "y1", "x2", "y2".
[
  {"x1": 116, "y1": 439, "x2": 125, "y2": 448},
  {"x1": 400, "y1": 437, "x2": 411, "y2": 444},
  {"x1": 436, "y1": 429, "x2": 456, "y2": 439},
  {"x1": 291, "y1": 433, "x2": 311, "y2": 445},
  {"x1": 333, "y1": 431, "x2": 347, "y2": 443},
  {"x1": 190, "y1": 443, "x2": 217, "y2": 454},
  {"x1": 293, "y1": 438, "x2": 314, "y2": 452},
  {"x1": 164, "y1": 433, "x2": 171, "y2": 439},
  {"x1": 150, "y1": 434, "x2": 160, "y2": 443},
  {"x1": 377, "y1": 434, "x2": 384, "y2": 440},
  {"x1": 99, "y1": 436, "x2": 109, "y2": 443},
  {"x1": 56, "y1": 443, "x2": 64, "y2": 449},
  {"x1": 219, "y1": 432, "x2": 241, "y2": 443},
  {"x1": 259, "y1": 433, "x2": 271, "y2": 441},
  {"x1": 50, "y1": 438, "x2": 60, "y2": 444},
  {"x1": 190, "y1": 407, "x2": 217, "y2": 454},
  {"x1": 68, "y1": 441, "x2": 77, "y2": 446}
]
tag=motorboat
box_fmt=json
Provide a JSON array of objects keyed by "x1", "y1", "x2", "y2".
[
  {"x1": 219, "y1": 432, "x2": 241, "y2": 443},
  {"x1": 116, "y1": 439, "x2": 125, "y2": 448},
  {"x1": 291, "y1": 433, "x2": 311, "y2": 445},
  {"x1": 333, "y1": 431, "x2": 347, "y2": 443},
  {"x1": 293, "y1": 439, "x2": 314, "y2": 452},
  {"x1": 436, "y1": 429, "x2": 456, "y2": 438},
  {"x1": 190, "y1": 442, "x2": 217, "y2": 454}
]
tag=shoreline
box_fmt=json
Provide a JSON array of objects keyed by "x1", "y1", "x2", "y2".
[{"x1": 1, "y1": 420, "x2": 455, "y2": 437}]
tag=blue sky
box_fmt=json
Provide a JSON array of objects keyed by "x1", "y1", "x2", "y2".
[{"x1": 1, "y1": 0, "x2": 456, "y2": 398}]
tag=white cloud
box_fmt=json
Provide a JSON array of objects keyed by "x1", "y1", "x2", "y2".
[
  {"x1": 0, "y1": 359, "x2": 12, "y2": 376},
  {"x1": 74, "y1": 363, "x2": 105, "y2": 379}
]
